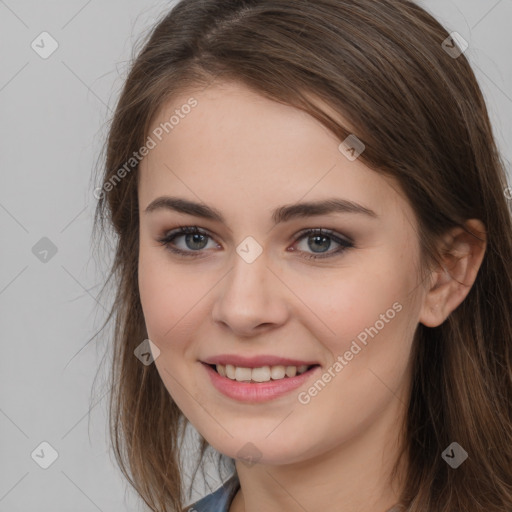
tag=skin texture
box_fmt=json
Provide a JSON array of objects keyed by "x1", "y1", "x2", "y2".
[{"x1": 137, "y1": 81, "x2": 487, "y2": 512}]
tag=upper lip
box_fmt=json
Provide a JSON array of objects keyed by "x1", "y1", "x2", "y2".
[{"x1": 202, "y1": 354, "x2": 319, "y2": 368}]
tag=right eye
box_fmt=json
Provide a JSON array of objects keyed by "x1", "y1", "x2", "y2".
[{"x1": 157, "y1": 225, "x2": 220, "y2": 257}]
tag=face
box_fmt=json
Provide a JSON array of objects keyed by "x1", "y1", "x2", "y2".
[{"x1": 137, "y1": 80, "x2": 428, "y2": 466}]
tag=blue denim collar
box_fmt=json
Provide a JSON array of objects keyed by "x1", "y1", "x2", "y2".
[{"x1": 188, "y1": 473, "x2": 240, "y2": 512}]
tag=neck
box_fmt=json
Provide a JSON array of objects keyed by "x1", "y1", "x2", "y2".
[{"x1": 229, "y1": 397, "x2": 408, "y2": 512}]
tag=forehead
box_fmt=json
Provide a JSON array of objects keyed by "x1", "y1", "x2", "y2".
[{"x1": 138, "y1": 81, "x2": 413, "y2": 225}]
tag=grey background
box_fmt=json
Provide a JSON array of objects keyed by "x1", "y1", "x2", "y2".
[{"x1": 0, "y1": 1, "x2": 511, "y2": 511}]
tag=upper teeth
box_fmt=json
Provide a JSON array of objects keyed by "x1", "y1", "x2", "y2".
[{"x1": 216, "y1": 364, "x2": 310, "y2": 382}]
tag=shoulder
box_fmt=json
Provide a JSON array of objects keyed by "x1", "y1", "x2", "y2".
[{"x1": 185, "y1": 473, "x2": 240, "y2": 512}]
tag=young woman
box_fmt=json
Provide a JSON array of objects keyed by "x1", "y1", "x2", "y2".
[{"x1": 91, "y1": 1, "x2": 512, "y2": 511}]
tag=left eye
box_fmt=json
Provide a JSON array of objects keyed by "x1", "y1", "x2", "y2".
[
  {"x1": 292, "y1": 228, "x2": 354, "y2": 259},
  {"x1": 157, "y1": 226, "x2": 354, "y2": 260}
]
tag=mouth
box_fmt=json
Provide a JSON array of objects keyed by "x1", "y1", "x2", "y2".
[
  {"x1": 204, "y1": 362, "x2": 320, "y2": 383},
  {"x1": 201, "y1": 361, "x2": 322, "y2": 402}
]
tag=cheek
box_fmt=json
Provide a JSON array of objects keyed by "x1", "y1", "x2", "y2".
[
  {"x1": 138, "y1": 247, "x2": 195, "y2": 348},
  {"x1": 138, "y1": 253, "x2": 202, "y2": 410},
  {"x1": 302, "y1": 260, "x2": 418, "y2": 368}
]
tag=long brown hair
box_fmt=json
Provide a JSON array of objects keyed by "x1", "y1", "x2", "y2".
[{"x1": 91, "y1": 1, "x2": 512, "y2": 510}]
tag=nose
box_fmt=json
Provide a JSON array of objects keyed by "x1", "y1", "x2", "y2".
[{"x1": 211, "y1": 249, "x2": 290, "y2": 337}]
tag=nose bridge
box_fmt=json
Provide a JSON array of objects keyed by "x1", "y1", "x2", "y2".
[{"x1": 212, "y1": 245, "x2": 288, "y2": 334}]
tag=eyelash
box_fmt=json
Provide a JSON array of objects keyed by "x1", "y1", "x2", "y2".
[{"x1": 156, "y1": 225, "x2": 354, "y2": 260}]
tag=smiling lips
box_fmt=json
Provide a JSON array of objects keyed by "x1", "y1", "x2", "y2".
[{"x1": 202, "y1": 361, "x2": 321, "y2": 402}]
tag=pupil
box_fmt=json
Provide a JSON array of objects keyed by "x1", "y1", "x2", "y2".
[
  {"x1": 186, "y1": 233, "x2": 208, "y2": 250},
  {"x1": 309, "y1": 235, "x2": 330, "y2": 253}
]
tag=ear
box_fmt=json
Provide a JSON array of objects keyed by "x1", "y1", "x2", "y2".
[{"x1": 419, "y1": 219, "x2": 487, "y2": 328}]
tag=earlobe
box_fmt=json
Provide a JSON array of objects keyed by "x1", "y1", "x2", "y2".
[{"x1": 419, "y1": 219, "x2": 487, "y2": 328}]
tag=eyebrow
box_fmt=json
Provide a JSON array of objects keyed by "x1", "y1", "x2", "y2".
[{"x1": 143, "y1": 196, "x2": 378, "y2": 224}]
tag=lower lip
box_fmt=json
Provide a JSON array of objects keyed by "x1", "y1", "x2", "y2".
[{"x1": 201, "y1": 362, "x2": 321, "y2": 403}]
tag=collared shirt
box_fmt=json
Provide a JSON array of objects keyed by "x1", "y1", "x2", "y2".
[
  {"x1": 187, "y1": 473, "x2": 401, "y2": 511},
  {"x1": 187, "y1": 473, "x2": 240, "y2": 512}
]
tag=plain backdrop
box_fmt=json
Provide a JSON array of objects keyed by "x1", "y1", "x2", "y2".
[{"x1": 1, "y1": 1, "x2": 511, "y2": 511}]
